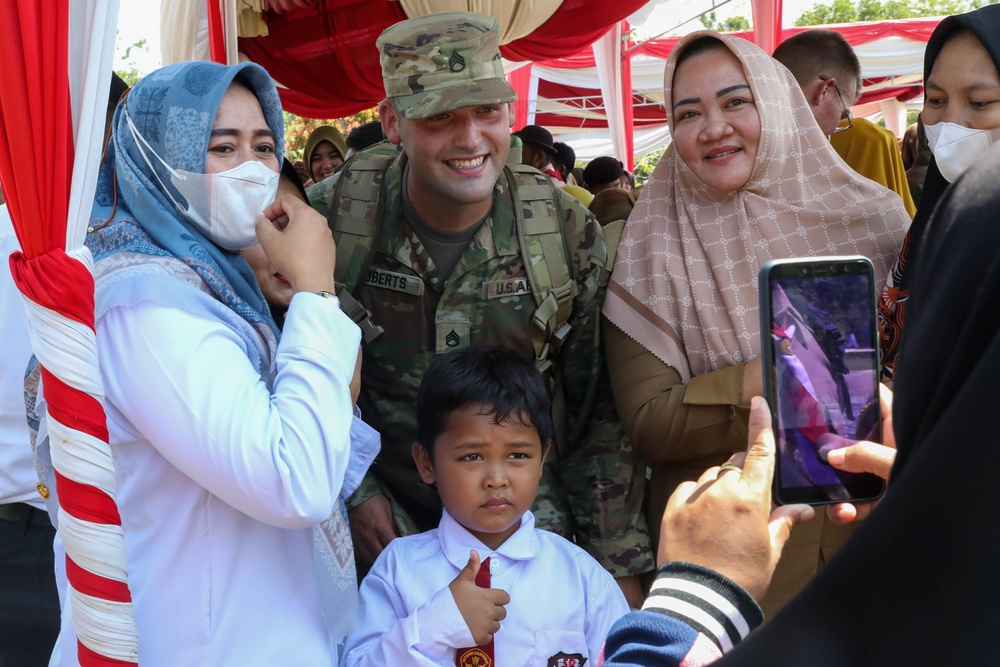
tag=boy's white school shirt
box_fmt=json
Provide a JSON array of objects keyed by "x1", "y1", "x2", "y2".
[{"x1": 343, "y1": 509, "x2": 629, "y2": 666}]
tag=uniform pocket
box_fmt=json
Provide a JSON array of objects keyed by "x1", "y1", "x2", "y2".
[{"x1": 532, "y1": 630, "x2": 589, "y2": 667}]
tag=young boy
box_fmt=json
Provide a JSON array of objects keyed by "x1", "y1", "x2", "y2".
[{"x1": 342, "y1": 346, "x2": 629, "y2": 666}]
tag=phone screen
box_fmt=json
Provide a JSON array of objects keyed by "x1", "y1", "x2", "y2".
[{"x1": 761, "y1": 258, "x2": 885, "y2": 505}]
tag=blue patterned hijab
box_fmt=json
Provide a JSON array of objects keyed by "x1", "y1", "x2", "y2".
[{"x1": 87, "y1": 61, "x2": 283, "y2": 375}]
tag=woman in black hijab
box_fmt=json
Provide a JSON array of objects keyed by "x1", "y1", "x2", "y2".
[
  {"x1": 878, "y1": 3, "x2": 1000, "y2": 381},
  {"x1": 601, "y1": 143, "x2": 1000, "y2": 666}
]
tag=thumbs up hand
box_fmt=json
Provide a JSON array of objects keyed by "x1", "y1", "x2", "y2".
[{"x1": 448, "y1": 550, "x2": 510, "y2": 646}]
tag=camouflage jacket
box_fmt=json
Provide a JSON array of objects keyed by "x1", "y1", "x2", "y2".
[{"x1": 310, "y1": 150, "x2": 652, "y2": 577}]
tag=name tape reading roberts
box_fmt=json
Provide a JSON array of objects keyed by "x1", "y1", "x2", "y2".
[{"x1": 365, "y1": 268, "x2": 424, "y2": 296}]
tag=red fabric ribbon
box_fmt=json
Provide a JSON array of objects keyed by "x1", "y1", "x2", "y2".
[
  {"x1": 77, "y1": 641, "x2": 138, "y2": 667},
  {"x1": 9, "y1": 249, "x2": 96, "y2": 329},
  {"x1": 55, "y1": 470, "x2": 122, "y2": 526},
  {"x1": 42, "y1": 368, "x2": 110, "y2": 444},
  {"x1": 66, "y1": 557, "x2": 132, "y2": 604},
  {"x1": 238, "y1": 0, "x2": 648, "y2": 118}
]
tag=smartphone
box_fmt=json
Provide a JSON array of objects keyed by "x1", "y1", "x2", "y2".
[{"x1": 759, "y1": 256, "x2": 886, "y2": 506}]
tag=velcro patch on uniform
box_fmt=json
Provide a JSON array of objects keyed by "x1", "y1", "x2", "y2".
[
  {"x1": 436, "y1": 312, "x2": 471, "y2": 354},
  {"x1": 485, "y1": 277, "x2": 530, "y2": 299},
  {"x1": 364, "y1": 268, "x2": 424, "y2": 296}
]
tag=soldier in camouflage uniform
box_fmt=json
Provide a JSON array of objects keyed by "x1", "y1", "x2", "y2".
[{"x1": 309, "y1": 11, "x2": 652, "y2": 604}]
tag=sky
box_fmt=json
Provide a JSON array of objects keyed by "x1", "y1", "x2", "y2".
[
  {"x1": 115, "y1": 0, "x2": 824, "y2": 77},
  {"x1": 115, "y1": 1, "x2": 163, "y2": 76},
  {"x1": 633, "y1": 0, "x2": 822, "y2": 40}
]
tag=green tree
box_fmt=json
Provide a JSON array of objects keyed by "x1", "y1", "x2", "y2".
[
  {"x1": 115, "y1": 38, "x2": 147, "y2": 87},
  {"x1": 633, "y1": 146, "x2": 666, "y2": 186},
  {"x1": 699, "y1": 11, "x2": 751, "y2": 32},
  {"x1": 795, "y1": 0, "x2": 986, "y2": 26},
  {"x1": 282, "y1": 107, "x2": 379, "y2": 162},
  {"x1": 856, "y1": 0, "x2": 913, "y2": 20},
  {"x1": 795, "y1": 0, "x2": 857, "y2": 25}
]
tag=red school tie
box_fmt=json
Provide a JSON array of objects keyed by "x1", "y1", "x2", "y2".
[{"x1": 455, "y1": 556, "x2": 495, "y2": 667}]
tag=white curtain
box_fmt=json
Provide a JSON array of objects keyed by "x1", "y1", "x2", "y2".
[
  {"x1": 397, "y1": 0, "x2": 563, "y2": 42},
  {"x1": 853, "y1": 36, "x2": 926, "y2": 79},
  {"x1": 592, "y1": 22, "x2": 628, "y2": 162},
  {"x1": 68, "y1": 0, "x2": 120, "y2": 249},
  {"x1": 160, "y1": 0, "x2": 210, "y2": 64},
  {"x1": 552, "y1": 123, "x2": 670, "y2": 162}
]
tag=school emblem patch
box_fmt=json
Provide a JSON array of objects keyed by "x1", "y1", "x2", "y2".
[
  {"x1": 458, "y1": 647, "x2": 491, "y2": 666},
  {"x1": 548, "y1": 652, "x2": 587, "y2": 667}
]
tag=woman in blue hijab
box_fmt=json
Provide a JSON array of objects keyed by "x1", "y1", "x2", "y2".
[{"x1": 41, "y1": 61, "x2": 377, "y2": 666}]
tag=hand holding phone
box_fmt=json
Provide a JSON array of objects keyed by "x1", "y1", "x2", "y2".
[
  {"x1": 825, "y1": 385, "x2": 896, "y2": 522},
  {"x1": 759, "y1": 257, "x2": 886, "y2": 506}
]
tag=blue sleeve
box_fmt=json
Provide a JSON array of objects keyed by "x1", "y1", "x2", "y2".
[
  {"x1": 602, "y1": 610, "x2": 705, "y2": 666},
  {"x1": 600, "y1": 562, "x2": 763, "y2": 667}
]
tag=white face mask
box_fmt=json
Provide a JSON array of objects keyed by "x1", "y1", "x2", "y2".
[
  {"x1": 125, "y1": 108, "x2": 280, "y2": 251},
  {"x1": 924, "y1": 121, "x2": 1000, "y2": 183}
]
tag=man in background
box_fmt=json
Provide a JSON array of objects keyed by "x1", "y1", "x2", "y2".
[
  {"x1": 553, "y1": 141, "x2": 579, "y2": 185},
  {"x1": 515, "y1": 124, "x2": 564, "y2": 184},
  {"x1": 773, "y1": 30, "x2": 916, "y2": 217}
]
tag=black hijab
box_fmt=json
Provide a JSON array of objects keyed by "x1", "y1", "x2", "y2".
[
  {"x1": 720, "y1": 143, "x2": 1000, "y2": 665},
  {"x1": 879, "y1": 3, "x2": 1000, "y2": 379},
  {"x1": 913, "y1": 3, "x2": 1000, "y2": 234}
]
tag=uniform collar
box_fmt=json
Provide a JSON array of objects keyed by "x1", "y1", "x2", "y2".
[
  {"x1": 381, "y1": 157, "x2": 522, "y2": 289},
  {"x1": 438, "y1": 508, "x2": 539, "y2": 576}
]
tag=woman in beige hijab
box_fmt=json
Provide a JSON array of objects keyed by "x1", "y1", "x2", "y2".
[
  {"x1": 602, "y1": 32, "x2": 908, "y2": 616},
  {"x1": 304, "y1": 125, "x2": 348, "y2": 186}
]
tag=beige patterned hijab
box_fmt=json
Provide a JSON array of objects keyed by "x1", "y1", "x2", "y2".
[{"x1": 603, "y1": 32, "x2": 909, "y2": 382}]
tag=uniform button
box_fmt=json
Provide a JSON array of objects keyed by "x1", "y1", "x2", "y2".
[
  {"x1": 37, "y1": 483, "x2": 49, "y2": 499},
  {"x1": 490, "y1": 558, "x2": 499, "y2": 570}
]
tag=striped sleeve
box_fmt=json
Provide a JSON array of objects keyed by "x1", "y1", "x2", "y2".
[{"x1": 641, "y1": 562, "x2": 763, "y2": 654}]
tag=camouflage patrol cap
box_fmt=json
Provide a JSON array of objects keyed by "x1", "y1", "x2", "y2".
[{"x1": 377, "y1": 11, "x2": 517, "y2": 119}]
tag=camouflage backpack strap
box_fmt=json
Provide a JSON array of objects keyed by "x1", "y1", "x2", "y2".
[
  {"x1": 506, "y1": 163, "x2": 577, "y2": 372},
  {"x1": 601, "y1": 218, "x2": 627, "y2": 269},
  {"x1": 329, "y1": 143, "x2": 401, "y2": 342}
]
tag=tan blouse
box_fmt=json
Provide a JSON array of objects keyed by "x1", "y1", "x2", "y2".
[{"x1": 604, "y1": 318, "x2": 855, "y2": 617}]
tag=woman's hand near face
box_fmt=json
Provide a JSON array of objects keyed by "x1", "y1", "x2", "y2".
[{"x1": 256, "y1": 194, "x2": 336, "y2": 294}]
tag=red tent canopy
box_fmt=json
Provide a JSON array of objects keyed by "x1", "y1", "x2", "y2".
[{"x1": 237, "y1": 0, "x2": 649, "y2": 118}]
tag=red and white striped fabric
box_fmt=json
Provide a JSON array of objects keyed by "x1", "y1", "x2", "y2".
[{"x1": 0, "y1": 0, "x2": 138, "y2": 664}]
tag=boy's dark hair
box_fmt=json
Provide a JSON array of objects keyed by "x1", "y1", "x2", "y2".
[{"x1": 416, "y1": 346, "x2": 553, "y2": 455}]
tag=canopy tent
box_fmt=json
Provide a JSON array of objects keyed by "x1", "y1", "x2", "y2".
[
  {"x1": 214, "y1": 0, "x2": 652, "y2": 117},
  {"x1": 533, "y1": 18, "x2": 939, "y2": 161},
  {"x1": 167, "y1": 1, "x2": 935, "y2": 167},
  {"x1": 161, "y1": 0, "x2": 787, "y2": 167}
]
